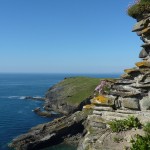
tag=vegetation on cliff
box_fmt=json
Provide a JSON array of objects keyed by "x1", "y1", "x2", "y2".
[
  {"x1": 128, "y1": 0, "x2": 150, "y2": 18},
  {"x1": 108, "y1": 116, "x2": 150, "y2": 149},
  {"x1": 108, "y1": 116, "x2": 141, "y2": 132},
  {"x1": 46, "y1": 77, "x2": 115, "y2": 105},
  {"x1": 130, "y1": 122, "x2": 150, "y2": 150}
]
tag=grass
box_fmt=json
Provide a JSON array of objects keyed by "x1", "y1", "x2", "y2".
[{"x1": 49, "y1": 76, "x2": 116, "y2": 105}]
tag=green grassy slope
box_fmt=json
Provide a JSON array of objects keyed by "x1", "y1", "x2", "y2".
[{"x1": 51, "y1": 77, "x2": 115, "y2": 105}]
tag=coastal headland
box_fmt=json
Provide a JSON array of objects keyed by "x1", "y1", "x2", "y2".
[{"x1": 9, "y1": 1, "x2": 150, "y2": 150}]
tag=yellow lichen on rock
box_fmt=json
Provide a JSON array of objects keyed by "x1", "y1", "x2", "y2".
[
  {"x1": 83, "y1": 104, "x2": 95, "y2": 109},
  {"x1": 93, "y1": 95, "x2": 108, "y2": 104},
  {"x1": 124, "y1": 69, "x2": 134, "y2": 74},
  {"x1": 124, "y1": 68, "x2": 139, "y2": 74},
  {"x1": 135, "y1": 61, "x2": 150, "y2": 68}
]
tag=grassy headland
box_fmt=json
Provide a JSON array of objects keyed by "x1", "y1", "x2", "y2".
[{"x1": 46, "y1": 76, "x2": 116, "y2": 105}]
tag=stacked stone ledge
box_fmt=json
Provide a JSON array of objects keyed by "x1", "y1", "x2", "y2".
[
  {"x1": 78, "y1": 11, "x2": 150, "y2": 150},
  {"x1": 84, "y1": 13, "x2": 150, "y2": 114}
]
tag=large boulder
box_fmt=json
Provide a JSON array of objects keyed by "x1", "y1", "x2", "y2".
[
  {"x1": 119, "y1": 97, "x2": 140, "y2": 110},
  {"x1": 140, "y1": 96, "x2": 150, "y2": 110}
]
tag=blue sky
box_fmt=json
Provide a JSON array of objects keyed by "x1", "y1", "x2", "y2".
[{"x1": 0, "y1": 0, "x2": 142, "y2": 73}]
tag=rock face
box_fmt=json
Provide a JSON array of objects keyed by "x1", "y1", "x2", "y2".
[
  {"x1": 45, "y1": 85, "x2": 77, "y2": 115},
  {"x1": 9, "y1": 110, "x2": 91, "y2": 150}
]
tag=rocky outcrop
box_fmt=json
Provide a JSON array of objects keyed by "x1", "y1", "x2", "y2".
[
  {"x1": 79, "y1": 105, "x2": 150, "y2": 150},
  {"x1": 77, "y1": 114, "x2": 145, "y2": 150},
  {"x1": 78, "y1": 10, "x2": 150, "y2": 150},
  {"x1": 33, "y1": 107, "x2": 61, "y2": 118},
  {"x1": 44, "y1": 77, "x2": 99, "y2": 115},
  {"x1": 44, "y1": 85, "x2": 77, "y2": 115},
  {"x1": 8, "y1": 77, "x2": 102, "y2": 150},
  {"x1": 25, "y1": 96, "x2": 46, "y2": 101},
  {"x1": 9, "y1": 110, "x2": 91, "y2": 150}
]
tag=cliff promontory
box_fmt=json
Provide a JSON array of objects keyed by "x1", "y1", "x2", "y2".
[{"x1": 44, "y1": 77, "x2": 101, "y2": 115}]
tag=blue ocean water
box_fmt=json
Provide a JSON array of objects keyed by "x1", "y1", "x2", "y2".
[{"x1": 0, "y1": 73, "x2": 120, "y2": 150}]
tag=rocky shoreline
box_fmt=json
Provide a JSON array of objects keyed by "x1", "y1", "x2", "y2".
[
  {"x1": 9, "y1": 77, "x2": 98, "y2": 150},
  {"x1": 9, "y1": 110, "x2": 92, "y2": 150}
]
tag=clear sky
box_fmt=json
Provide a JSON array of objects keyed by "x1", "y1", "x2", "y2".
[{"x1": 0, "y1": 0, "x2": 142, "y2": 74}]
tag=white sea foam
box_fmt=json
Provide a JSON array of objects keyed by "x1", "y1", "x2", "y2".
[
  {"x1": 7, "y1": 96, "x2": 26, "y2": 100},
  {"x1": 19, "y1": 96, "x2": 26, "y2": 100},
  {"x1": 8, "y1": 96, "x2": 20, "y2": 99}
]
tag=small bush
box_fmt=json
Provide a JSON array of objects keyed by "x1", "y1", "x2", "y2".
[
  {"x1": 130, "y1": 122, "x2": 150, "y2": 150},
  {"x1": 108, "y1": 116, "x2": 141, "y2": 132},
  {"x1": 143, "y1": 122, "x2": 150, "y2": 135},
  {"x1": 130, "y1": 134, "x2": 150, "y2": 150},
  {"x1": 128, "y1": 1, "x2": 150, "y2": 18}
]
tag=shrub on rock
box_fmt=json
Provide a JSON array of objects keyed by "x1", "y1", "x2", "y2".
[{"x1": 128, "y1": 0, "x2": 150, "y2": 19}]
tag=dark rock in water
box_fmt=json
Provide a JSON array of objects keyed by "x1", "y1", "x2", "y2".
[
  {"x1": 33, "y1": 107, "x2": 61, "y2": 118},
  {"x1": 25, "y1": 96, "x2": 46, "y2": 101},
  {"x1": 43, "y1": 105, "x2": 53, "y2": 111},
  {"x1": 9, "y1": 111, "x2": 91, "y2": 150}
]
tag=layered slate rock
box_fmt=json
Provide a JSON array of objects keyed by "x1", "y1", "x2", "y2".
[{"x1": 9, "y1": 111, "x2": 90, "y2": 150}]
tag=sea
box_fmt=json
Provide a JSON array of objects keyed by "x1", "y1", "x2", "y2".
[{"x1": 0, "y1": 73, "x2": 120, "y2": 150}]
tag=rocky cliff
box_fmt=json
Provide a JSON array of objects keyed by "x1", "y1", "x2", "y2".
[
  {"x1": 8, "y1": 77, "x2": 101, "y2": 150},
  {"x1": 44, "y1": 77, "x2": 101, "y2": 115}
]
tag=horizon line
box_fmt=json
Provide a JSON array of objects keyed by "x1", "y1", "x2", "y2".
[{"x1": 0, "y1": 72, "x2": 122, "y2": 74}]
